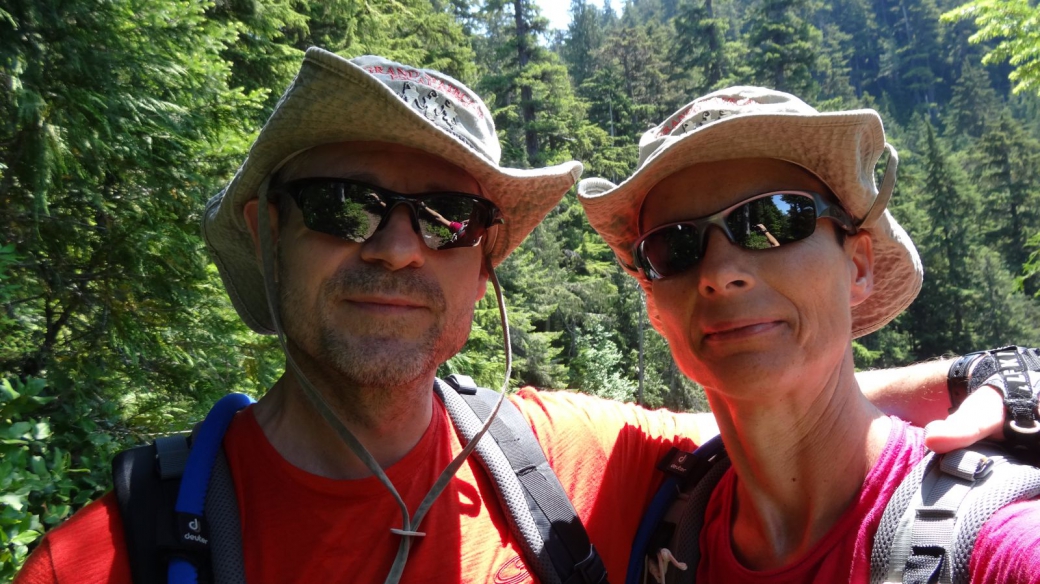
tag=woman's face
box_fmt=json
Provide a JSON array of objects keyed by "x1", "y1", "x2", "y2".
[{"x1": 640, "y1": 158, "x2": 874, "y2": 398}]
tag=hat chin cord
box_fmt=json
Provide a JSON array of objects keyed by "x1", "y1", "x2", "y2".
[{"x1": 257, "y1": 179, "x2": 513, "y2": 584}]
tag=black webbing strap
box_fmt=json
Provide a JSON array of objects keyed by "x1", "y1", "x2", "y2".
[
  {"x1": 443, "y1": 375, "x2": 608, "y2": 584},
  {"x1": 903, "y1": 548, "x2": 945, "y2": 584},
  {"x1": 991, "y1": 348, "x2": 1040, "y2": 436},
  {"x1": 113, "y1": 436, "x2": 207, "y2": 584}
]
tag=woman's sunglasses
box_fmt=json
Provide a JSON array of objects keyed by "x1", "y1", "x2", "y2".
[
  {"x1": 277, "y1": 178, "x2": 502, "y2": 251},
  {"x1": 633, "y1": 190, "x2": 857, "y2": 281}
]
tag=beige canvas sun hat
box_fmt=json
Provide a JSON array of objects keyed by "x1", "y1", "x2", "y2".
[
  {"x1": 203, "y1": 47, "x2": 582, "y2": 335},
  {"x1": 577, "y1": 86, "x2": 923, "y2": 338}
]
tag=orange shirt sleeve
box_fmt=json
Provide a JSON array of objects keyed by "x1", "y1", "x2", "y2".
[
  {"x1": 511, "y1": 388, "x2": 709, "y2": 581},
  {"x1": 14, "y1": 492, "x2": 132, "y2": 584}
]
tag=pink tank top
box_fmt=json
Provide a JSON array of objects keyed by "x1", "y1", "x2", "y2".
[{"x1": 695, "y1": 417, "x2": 1040, "y2": 583}]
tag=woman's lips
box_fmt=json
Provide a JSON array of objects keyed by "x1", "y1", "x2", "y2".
[{"x1": 702, "y1": 320, "x2": 783, "y2": 343}]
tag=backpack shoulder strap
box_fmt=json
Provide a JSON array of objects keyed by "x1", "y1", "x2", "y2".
[
  {"x1": 207, "y1": 448, "x2": 246, "y2": 583},
  {"x1": 436, "y1": 374, "x2": 608, "y2": 584},
  {"x1": 112, "y1": 410, "x2": 248, "y2": 584},
  {"x1": 626, "y1": 435, "x2": 729, "y2": 584},
  {"x1": 870, "y1": 443, "x2": 1040, "y2": 584},
  {"x1": 112, "y1": 435, "x2": 191, "y2": 584}
]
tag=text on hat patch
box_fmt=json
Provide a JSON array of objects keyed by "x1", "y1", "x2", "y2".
[{"x1": 364, "y1": 65, "x2": 484, "y2": 119}]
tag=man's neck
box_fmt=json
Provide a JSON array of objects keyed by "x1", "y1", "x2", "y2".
[
  {"x1": 252, "y1": 370, "x2": 436, "y2": 480},
  {"x1": 708, "y1": 350, "x2": 891, "y2": 570}
]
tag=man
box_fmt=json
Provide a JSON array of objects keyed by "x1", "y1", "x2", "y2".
[{"x1": 15, "y1": 49, "x2": 1009, "y2": 584}]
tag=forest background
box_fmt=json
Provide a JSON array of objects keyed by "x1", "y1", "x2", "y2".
[{"x1": 2, "y1": 0, "x2": 1040, "y2": 574}]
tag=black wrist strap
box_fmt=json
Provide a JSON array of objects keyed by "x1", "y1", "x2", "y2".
[
  {"x1": 947, "y1": 350, "x2": 998, "y2": 412},
  {"x1": 947, "y1": 346, "x2": 1040, "y2": 462}
]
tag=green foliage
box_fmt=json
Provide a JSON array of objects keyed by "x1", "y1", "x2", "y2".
[
  {"x1": 3, "y1": 0, "x2": 1040, "y2": 574},
  {"x1": 570, "y1": 321, "x2": 637, "y2": 402},
  {"x1": 943, "y1": 0, "x2": 1040, "y2": 95},
  {"x1": 0, "y1": 376, "x2": 124, "y2": 581}
]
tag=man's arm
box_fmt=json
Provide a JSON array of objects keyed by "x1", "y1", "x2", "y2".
[
  {"x1": 857, "y1": 359, "x2": 1010, "y2": 453},
  {"x1": 857, "y1": 359, "x2": 953, "y2": 427}
]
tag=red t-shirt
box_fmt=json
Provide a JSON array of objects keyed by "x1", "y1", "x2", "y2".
[
  {"x1": 697, "y1": 417, "x2": 1040, "y2": 583},
  {"x1": 15, "y1": 389, "x2": 704, "y2": 583}
]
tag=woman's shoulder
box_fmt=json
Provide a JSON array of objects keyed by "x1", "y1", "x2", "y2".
[{"x1": 971, "y1": 498, "x2": 1040, "y2": 583}]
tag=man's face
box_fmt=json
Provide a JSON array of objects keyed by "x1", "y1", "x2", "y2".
[
  {"x1": 266, "y1": 142, "x2": 489, "y2": 388},
  {"x1": 639, "y1": 157, "x2": 873, "y2": 396}
]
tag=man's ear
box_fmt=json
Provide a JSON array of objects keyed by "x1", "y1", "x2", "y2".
[
  {"x1": 476, "y1": 256, "x2": 492, "y2": 303},
  {"x1": 847, "y1": 230, "x2": 874, "y2": 307},
  {"x1": 243, "y1": 199, "x2": 280, "y2": 260}
]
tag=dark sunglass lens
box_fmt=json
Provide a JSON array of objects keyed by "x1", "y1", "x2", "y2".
[
  {"x1": 417, "y1": 196, "x2": 488, "y2": 249},
  {"x1": 727, "y1": 194, "x2": 818, "y2": 250},
  {"x1": 296, "y1": 182, "x2": 382, "y2": 242},
  {"x1": 641, "y1": 224, "x2": 702, "y2": 278}
]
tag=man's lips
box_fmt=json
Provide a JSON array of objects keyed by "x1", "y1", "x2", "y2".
[
  {"x1": 344, "y1": 295, "x2": 429, "y2": 312},
  {"x1": 701, "y1": 319, "x2": 784, "y2": 342}
]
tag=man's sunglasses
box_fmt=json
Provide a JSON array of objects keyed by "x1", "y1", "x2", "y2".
[
  {"x1": 277, "y1": 178, "x2": 502, "y2": 250},
  {"x1": 633, "y1": 190, "x2": 857, "y2": 281}
]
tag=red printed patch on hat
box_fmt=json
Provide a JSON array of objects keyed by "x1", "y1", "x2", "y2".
[
  {"x1": 657, "y1": 96, "x2": 756, "y2": 137},
  {"x1": 364, "y1": 64, "x2": 484, "y2": 119}
]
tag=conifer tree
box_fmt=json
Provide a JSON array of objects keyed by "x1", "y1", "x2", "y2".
[
  {"x1": 945, "y1": 59, "x2": 1002, "y2": 140},
  {"x1": 976, "y1": 113, "x2": 1040, "y2": 293},
  {"x1": 906, "y1": 121, "x2": 980, "y2": 353},
  {"x1": 743, "y1": 0, "x2": 822, "y2": 97},
  {"x1": 671, "y1": 0, "x2": 730, "y2": 93},
  {"x1": 562, "y1": 0, "x2": 605, "y2": 87}
]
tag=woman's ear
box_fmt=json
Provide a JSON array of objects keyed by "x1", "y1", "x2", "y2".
[
  {"x1": 243, "y1": 199, "x2": 280, "y2": 260},
  {"x1": 847, "y1": 230, "x2": 874, "y2": 307}
]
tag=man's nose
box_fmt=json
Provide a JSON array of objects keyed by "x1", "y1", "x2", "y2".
[
  {"x1": 359, "y1": 205, "x2": 426, "y2": 270},
  {"x1": 696, "y1": 227, "x2": 755, "y2": 296}
]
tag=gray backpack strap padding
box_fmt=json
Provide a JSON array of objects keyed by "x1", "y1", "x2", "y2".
[
  {"x1": 870, "y1": 444, "x2": 1040, "y2": 584},
  {"x1": 435, "y1": 376, "x2": 607, "y2": 584},
  {"x1": 435, "y1": 377, "x2": 562, "y2": 584},
  {"x1": 668, "y1": 451, "x2": 731, "y2": 584},
  {"x1": 870, "y1": 452, "x2": 937, "y2": 584},
  {"x1": 206, "y1": 448, "x2": 246, "y2": 584}
]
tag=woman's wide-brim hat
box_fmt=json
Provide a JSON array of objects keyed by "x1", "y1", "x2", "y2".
[
  {"x1": 203, "y1": 47, "x2": 582, "y2": 335},
  {"x1": 577, "y1": 86, "x2": 923, "y2": 338}
]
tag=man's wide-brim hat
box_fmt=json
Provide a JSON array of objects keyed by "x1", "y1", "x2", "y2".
[
  {"x1": 577, "y1": 86, "x2": 923, "y2": 338},
  {"x1": 203, "y1": 47, "x2": 582, "y2": 335}
]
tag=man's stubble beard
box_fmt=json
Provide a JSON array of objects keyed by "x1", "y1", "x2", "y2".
[{"x1": 278, "y1": 256, "x2": 473, "y2": 398}]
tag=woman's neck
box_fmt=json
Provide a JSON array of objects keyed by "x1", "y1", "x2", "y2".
[{"x1": 707, "y1": 350, "x2": 892, "y2": 570}]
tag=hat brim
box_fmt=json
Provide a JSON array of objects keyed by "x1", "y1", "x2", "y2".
[
  {"x1": 203, "y1": 48, "x2": 581, "y2": 334},
  {"x1": 578, "y1": 111, "x2": 922, "y2": 338}
]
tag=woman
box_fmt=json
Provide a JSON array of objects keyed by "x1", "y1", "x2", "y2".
[{"x1": 577, "y1": 87, "x2": 1040, "y2": 582}]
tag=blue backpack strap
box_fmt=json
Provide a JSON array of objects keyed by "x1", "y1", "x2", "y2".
[
  {"x1": 437, "y1": 374, "x2": 608, "y2": 584},
  {"x1": 626, "y1": 435, "x2": 729, "y2": 584},
  {"x1": 113, "y1": 394, "x2": 253, "y2": 584},
  {"x1": 169, "y1": 393, "x2": 254, "y2": 584}
]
